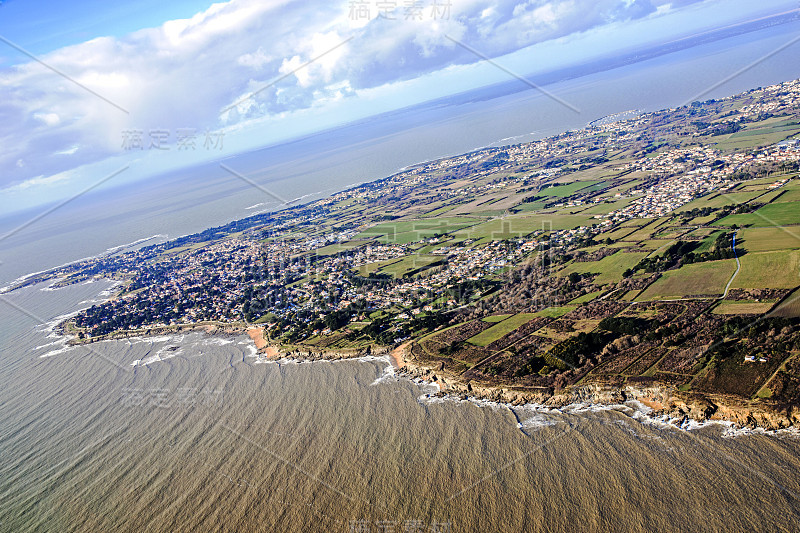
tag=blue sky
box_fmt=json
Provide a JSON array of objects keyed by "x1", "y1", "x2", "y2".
[
  {"x1": 0, "y1": 0, "x2": 219, "y2": 63},
  {"x1": 1, "y1": 0, "x2": 798, "y2": 212}
]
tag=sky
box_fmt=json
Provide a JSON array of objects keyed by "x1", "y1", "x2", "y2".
[{"x1": 1, "y1": 0, "x2": 798, "y2": 213}]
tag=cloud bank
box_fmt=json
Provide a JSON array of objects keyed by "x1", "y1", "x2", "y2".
[{"x1": 0, "y1": 0, "x2": 782, "y2": 206}]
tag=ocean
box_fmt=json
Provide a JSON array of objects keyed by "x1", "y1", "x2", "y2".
[{"x1": 2, "y1": 20, "x2": 800, "y2": 532}]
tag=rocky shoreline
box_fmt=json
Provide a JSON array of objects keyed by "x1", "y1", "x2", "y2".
[
  {"x1": 61, "y1": 321, "x2": 251, "y2": 345},
  {"x1": 260, "y1": 340, "x2": 799, "y2": 432},
  {"x1": 61, "y1": 320, "x2": 799, "y2": 432}
]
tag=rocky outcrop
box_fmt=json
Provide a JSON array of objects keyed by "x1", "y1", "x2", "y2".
[
  {"x1": 392, "y1": 350, "x2": 797, "y2": 431},
  {"x1": 274, "y1": 345, "x2": 390, "y2": 361}
]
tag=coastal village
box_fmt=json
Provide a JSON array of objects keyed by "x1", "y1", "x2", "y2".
[
  {"x1": 58, "y1": 79, "x2": 800, "y2": 339},
  {"x1": 8, "y1": 78, "x2": 800, "y2": 426}
]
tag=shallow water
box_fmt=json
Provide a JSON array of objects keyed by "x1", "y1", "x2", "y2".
[{"x1": 1, "y1": 282, "x2": 799, "y2": 532}]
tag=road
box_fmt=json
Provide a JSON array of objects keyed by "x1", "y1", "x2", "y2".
[{"x1": 722, "y1": 231, "x2": 741, "y2": 299}]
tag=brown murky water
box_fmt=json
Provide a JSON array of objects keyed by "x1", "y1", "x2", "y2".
[{"x1": 2, "y1": 282, "x2": 800, "y2": 532}]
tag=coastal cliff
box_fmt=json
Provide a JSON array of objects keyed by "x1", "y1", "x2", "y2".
[{"x1": 263, "y1": 340, "x2": 799, "y2": 432}]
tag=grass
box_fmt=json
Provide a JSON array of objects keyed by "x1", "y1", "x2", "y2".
[
  {"x1": 422, "y1": 204, "x2": 458, "y2": 217},
  {"x1": 482, "y1": 314, "x2": 512, "y2": 323},
  {"x1": 717, "y1": 202, "x2": 800, "y2": 227},
  {"x1": 375, "y1": 254, "x2": 443, "y2": 278},
  {"x1": 619, "y1": 217, "x2": 655, "y2": 228},
  {"x1": 314, "y1": 240, "x2": 366, "y2": 256},
  {"x1": 598, "y1": 226, "x2": 639, "y2": 241},
  {"x1": 731, "y1": 250, "x2": 800, "y2": 289},
  {"x1": 676, "y1": 191, "x2": 763, "y2": 212},
  {"x1": 453, "y1": 214, "x2": 595, "y2": 241},
  {"x1": 539, "y1": 180, "x2": 601, "y2": 197},
  {"x1": 712, "y1": 301, "x2": 775, "y2": 315},
  {"x1": 769, "y1": 288, "x2": 800, "y2": 318},
  {"x1": 534, "y1": 306, "x2": 576, "y2": 318},
  {"x1": 754, "y1": 188, "x2": 793, "y2": 204},
  {"x1": 772, "y1": 184, "x2": 800, "y2": 204},
  {"x1": 638, "y1": 239, "x2": 672, "y2": 252},
  {"x1": 357, "y1": 258, "x2": 402, "y2": 276},
  {"x1": 620, "y1": 219, "x2": 668, "y2": 242},
  {"x1": 739, "y1": 227, "x2": 800, "y2": 253},
  {"x1": 577, "y1": 197, "x2": 636, "y2": 215},
  {"x1": 737, "y1": 175, "x2": 788, "y2": 189},
  {"x1": 559, "y1": 251, "x2": 649, "y2": 285},
  {"x1": 569, "y1": 290, "x2": 605, "y2": 304},
  {"x1": 686, "y1": 214, "x2": 718, "y2": 225},
  {"x1": 653, "y1": 227, "x2": 689, "y2": 239},
  {"x1": 515, "y1": 200, "x2": 549, "y2": 212},
  {"x1": 711, "y1": 128, "x2": 800, "y2": 151},
  {"x1": 466, "y1": 313, "x2": 539, "y2": 347},
  {"x1": 356, "y1": 217, "x2": 483, "y2": 244},
  {"x1": 693, "y1": 231, "x2": 724, "y2": 253},
  {"x1": 636, "y1": 259, "x2": 737, "y2": 300}
]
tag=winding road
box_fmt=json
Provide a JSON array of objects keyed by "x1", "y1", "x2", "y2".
[{"x1": 722, "y1": 231, "x2": 741, "y2": 299}]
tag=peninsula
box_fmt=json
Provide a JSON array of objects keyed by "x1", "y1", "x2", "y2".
[{"x1": 12, "y1": 79, "x2": 800, "y2": 430}]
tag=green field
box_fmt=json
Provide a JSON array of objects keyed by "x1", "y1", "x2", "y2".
[
  {"x1": 482, "y1": 314, "x2": 512, "y2": 323},
  {"x1": 693, "y1": 231, "x2": 725, "y2": 253},
  {"x1": 599, "y1": 226, "x2": 639, "y2": 241},
  {"x1": 453, "y1": 214, "x2": 595, "y2": 241},
  {"x1": 534, "y1": 306, "x2": 576, "y2": 318},
  {"x1": 772, "y1": 184, "x2": 800, "y2": 203},
  {"x1": 677, "y1": 191, "x2": 764, "y2": 212},
  {"x1": 577, "y1": 197, "x2": 636, "y2": 215},
  {"x1": 515, "y1": 200, "x2": 549, "y2": 212},
  {"x1": 314, "y1": 240, "x2": 367, "y2": 256},
  {"x1": 356, "y1": 217, "x2": 482, "y2": 244},
  {"x1": 421, "y1": 204, "x2": 458, "y2": 217},
  {"x1": 738, "y1": 175, "x2": 788, "y2": 189},
  {"x1": 367, "y1": 254, "x2": 444, "y2": 278},
  {"x1": 731, "y1": 250, "x2": 800, "y2": 289},
  {"x1": 686, "y1": 214, "x2": 718, "y2": 225},
  {"x1": 569, "y1": 290, "x2": 605, "y2": 304},
  {"x1": 712, "y1": 300, "x2": 775, "y2": 315},
  {"x1": 620, "y1": 219, "x2": 667, "y2": 242},
  {"x1": 739, "y1": 227, "x2": 800, "y2": 252},
  {"x1": 539, "y1": 180, "x2": 601, "y2": 197},
  {"x1": 560, "y1": 251, "x2": 649, "y2": 285},
  {"x1": 467, "y1": 313, "x2": 539, "y2": 347},
  {"x1": 718, "y1": 202, "x2": 800, "y2": 227},
  {"x1": 357, "y1": 258, "x2": 402, "y2": 276},
  {"x1": 636, "y1": 259, "x2": 737, "y2": 300},
  {"x1": 710, "y1": 125, "x2": 800, "y2": 151},
  {"x1": 770, "y1": 288, "x2": 800, "y2": 318}
]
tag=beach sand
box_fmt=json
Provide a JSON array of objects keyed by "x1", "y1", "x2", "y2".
[
  {"x1": 389, "y1": 341, "x2": 409, "y2": 369},
  {"x1": 246, "y1": 327, "x2": 268, "y2": 350},
  {"x1": 263, "y1": 345, "x2": 280, "y2": 358},
  {"x1": 638, "y1": 398, "x2": 666, "y2": 411}
]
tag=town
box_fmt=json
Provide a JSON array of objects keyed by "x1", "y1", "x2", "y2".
[{"x1": 8, "y1": 78, "x2": 800, "y2": 422}]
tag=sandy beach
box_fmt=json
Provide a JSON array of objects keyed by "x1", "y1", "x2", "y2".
[
  {"x1": 389, "y1": 342, "x2": 409, "y2": 369},
  {"x1": 246, "y1": 327, "x2": 268, "y2": 350}
]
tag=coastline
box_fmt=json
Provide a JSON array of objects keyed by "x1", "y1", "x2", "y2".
[
  {"x1": 250, "y1": 332, "x2": 799, "y2": 433},
  {"x1": 57, "y1": 310, "x2": 800, "y2": 433},
  {"x1": 57, "y1": 314, "x2": 800, "y2": 432}
]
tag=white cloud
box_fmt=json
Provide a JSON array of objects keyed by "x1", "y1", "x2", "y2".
[
  {"x1": 33, "y1": 112, "x2": 60, "y2": 126},
  {"x1": 4, "y1": 172, "x2": 71, "y2": 192},
  {"x1": 55, "y1": 145, "x2": 80, "y2": 155},
  {"x1": 1, "y1": 0, "x2": 748, "y2": 207},
  {"x1": 237, "y1": 47, "x2": 273, "y2": 68}
]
